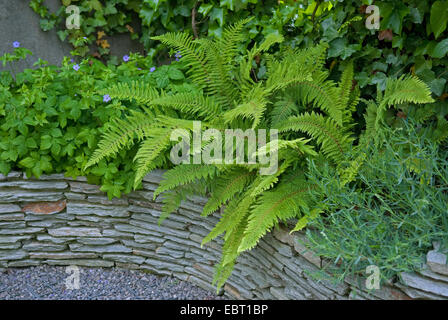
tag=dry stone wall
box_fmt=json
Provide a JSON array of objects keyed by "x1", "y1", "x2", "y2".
[{"x1": 0, "y1": 171, "x2": 447, "y2": 300}]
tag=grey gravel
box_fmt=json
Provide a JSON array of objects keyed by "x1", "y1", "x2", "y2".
[{"x1": 0, "y1": 266, "x2": 226, "y2": 300}]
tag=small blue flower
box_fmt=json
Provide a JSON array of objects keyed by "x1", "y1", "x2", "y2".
[
  {"x1": 103, "y1": 94, "x2": 111, "y2": 102},
  {"x1": 13, "y1": 41, "x2": 20, "y2": 48},
  {"x1": 123, "y1": 55, "x2": 130, "y2": 62},
  {"x1": 150, "y1": 67, "x2": 156, "y2": 72},
  {"x1": 73, "y1": 64, "x2": 80, "y2": 71}
]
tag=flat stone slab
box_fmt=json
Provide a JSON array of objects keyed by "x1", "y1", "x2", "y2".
[
  {"x1": 0, "y1": 213, "x2": 25, "y2": 221},
  {"x1": 0, "y1": 204, "x2": 22, "y2": 214},
  {"x1": 22, "y1": 200, "x2": 66, "y2": 215},
  {"x1": 22, "y1": 242, "x2": 67, "y2": 252},
  {"x1": 103, "y1": 254, "x2": 145, "y2": 265},
  {"x1": 0, "y1": 181, "x2": 68, "y2": 190},
  {"x1": 0, "y1": 227, "x2": 44, "y2": 235},
  {"x1": 400, "y1": 272, "x2": 448, "y2": 298},
  {"x1": 0, "y1": 250, "x2": 28, "y2": 260},
  {"x1": 0, "y1": 191, "x2": 63, "y2": 203},
  {"x1": 48, "y1": 227, "x2": 102, "y2": 237},
  {"x1": 0, "y1": 235, "x2": 32, "y2": 244},
  {"x1": 29, "y1": 252, "x2": 98, "y2": 259},
  {"x1": 69, "y1": 244, "x2": 132, "y2": 254},
  {"x1": 44, "y1": 259, "x2": 114, "y2": 267},
  {"x1": 427, "y1": 250, "x2": 448, "y2": 276},
  {"x1": 67, "y1": 202, "x2": 129, "y2": 217}
]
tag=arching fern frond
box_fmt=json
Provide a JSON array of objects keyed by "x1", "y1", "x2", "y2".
[
  {"x1": 202, "y1": 167, "x2": 255, "y2": 217},
  {"x1": 152, "y1": 32, "x2": 210, "y2": 89},
  {"x1": 376, "y1": 75, "x2": 434, "y2": 128},
  {"x1": 277, "y1": 112, "x2": 354, "y2": 163},
  {"x1": 133, "y1": 128, "x2": 173, "y2": 187},
  {"x1": 85, "y1": 110, "x2": 154, "y2": 168},
  {"x1": 100, "y1": 81, "x2": 160, "y2": 105},
  {"x1": 238, "y1": 177, "x2": 311, "y2": 252},
  {"x1": 154, "y1": 164, "x2": 218, "y2": 199},
  {"x1": 150, "y1": 93, "x2": 222, "y2": 120}
]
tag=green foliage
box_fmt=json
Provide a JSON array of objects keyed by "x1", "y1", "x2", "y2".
[
  {"x1": 303, "y1": 121, "x2": 448, "y2": 284},
  {"x1": 29, "y1": 0, "x2": 448, "y2": 103},
  {"x1": 87, "y1": 20, "x2": 371, "y2": 290},
  {"x1": 88, "y1": 18, "x2": 440, "y2": 290},
  {"x1": 0, "y1": 47, "x2": 186, "y2": 198}
]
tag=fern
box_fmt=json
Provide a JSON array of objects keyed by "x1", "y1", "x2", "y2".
[
  {"x1": 376, "y1": 75, "x2": 435, "y2": 128},
  {"x1": 154, "y1": 164, "x2": 218, "y2": 199},
  {"x1": 202, "y1": 168, "x2": 255, "y2": 216},
  {"x1": 277, "y1": 112, "x2": 354, "y2": 163},
  {"x1": 100, "y1": 81, "x2": 160, "y2": 105},
  {"x1": 238, "y1": 177, "x2": 311, "y2": 252}
]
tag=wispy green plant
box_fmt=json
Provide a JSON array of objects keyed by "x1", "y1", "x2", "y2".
[{"x1": 303, "y1": 120, "x2": 448, "y2": 285}]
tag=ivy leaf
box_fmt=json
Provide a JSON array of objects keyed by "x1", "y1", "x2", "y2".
[
  {"x1": 430, "y1": 1, "x2": 448, "y2": 39},
  {"x1": 198, "y1": 4, "x2": 213, "y2": 16},
  {"x1": 432, "y1": 39, "x2": 448, "y2": 58},
  {"x1": 210, "y1": 8, "x2": 224, "y2": 27},
  {"x1": 429, "y1": 78, "x2": 447, "y2": 96}
]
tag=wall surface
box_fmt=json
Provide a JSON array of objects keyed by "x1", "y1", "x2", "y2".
[{"x1": 0, "y1": 171, "x2": 448, "y2": 300}]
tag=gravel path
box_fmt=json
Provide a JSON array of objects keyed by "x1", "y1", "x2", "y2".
[{"x1": 0, "y1": 266, "x2": 225, "y2": 300}]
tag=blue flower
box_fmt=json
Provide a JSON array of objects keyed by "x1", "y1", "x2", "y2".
[
  {"x1": 13, "y1": 41, "x2": 20, "y2": 48},
  {"x1": 73, "y1": 64, "x2": 80, "y2": 71},
  {"x1": 123, "y1": 55, "x2": 130, "y2": 62},
  {"x1": 103, "y1": 94, "x2": 111, "y2": 102},
  {"x1": 150, "y1": 67, "x2": 156, "y2": 72},
  {"x1": 174, "y1": 51, "x2": 182, "y2": 62}
]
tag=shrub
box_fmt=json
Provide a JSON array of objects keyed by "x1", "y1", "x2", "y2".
[
  {"x1": 0, "y1": 46, "x2": 188, "y2": 198},
  {"x1": 303, "y1": 120, "x2": 448, "y2": 284},
  {"x1": 30, "y1": 0, "x2": 448, "y2": 99}
]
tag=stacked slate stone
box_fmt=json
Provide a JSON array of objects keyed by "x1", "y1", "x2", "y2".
[{"x1": 0, "y1": 171, "x2": 447, "y2": 300}]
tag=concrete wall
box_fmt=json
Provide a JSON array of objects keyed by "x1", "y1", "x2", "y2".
[{"x1": 0, "y1": 171, "x2": 447, "y2": 300}]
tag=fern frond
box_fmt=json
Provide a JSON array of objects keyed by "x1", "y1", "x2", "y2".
[
  {"x1": 100, "y1": 81, "x2": 160, "y2": 105},
  {"x1": 201, "y1": 190, "x2": 255, "y2": 246},
  {"x1": 278, "y1": 112, "x2": 353, "y2": 163},
  {"x1": 376, "y1": 75, "x2": 435, "y2": 127},
  {"x1": 154, "y1": 164, "x2": 218, "y2": 199},
  {"x1": 85, "y1": 110, "x2": 154, "y2": 168},
  {"x1": 238, "y1": 178, "x2": 311, "y2": 252},
  {"x1": 238, "y1": 33, "x2": 284, "y2": 94},
  {"x1": 152, "y1": 32, "x2": 210, "y2": 89},
  {"x1": 133, "y1": 128, "x2": 173, "y2": 187},
  {"x1": 249, "y1": 161, "x2": 291, "y2": 197},
  {"x1": 223, "y1": 86, "x2": 268, "y2": 128},
  {"x1": 253, "y1": 138, "x2": 318, "y2": 160},
  {"x1": 202, "y1": 168, "x2": 255, "y2": 216},
  {"x1": 150, "y1": 93, "x2": 222, "y2": 120},
  {"x1": 213, "y1": 213, "x2": 249, "y2": 289},
  {"x1": 158, "y1": 180, "x2": 207, "y2": 224}
]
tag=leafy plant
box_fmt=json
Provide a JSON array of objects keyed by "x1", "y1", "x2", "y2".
[
  {"x1": 303, "y1": 120, "x2": 448, "y2": 285},
  {"x1": 0, "y1": 46, "x2": 186, "y2": 198},
  {"x1": 86, "y1": 19, "x2": 375, "y2": 289}
]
